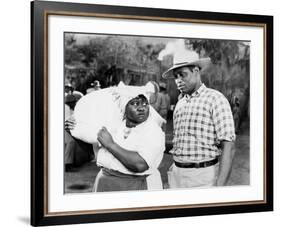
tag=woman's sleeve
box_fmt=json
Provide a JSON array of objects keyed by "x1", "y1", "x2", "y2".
[{"x1": 135, "y1": 126, "x2": 165, "y2": 168}]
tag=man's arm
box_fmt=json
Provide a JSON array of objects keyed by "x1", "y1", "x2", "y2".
[
  {"x1": 97, "y1": 127, "x2": 149, "y2": 173},
  {"x1": 216, "y1": 141, "x2": 235, "y2": 186},
  {"x1": 211, "y1": 94, "x2": 236, "y2": 186}
]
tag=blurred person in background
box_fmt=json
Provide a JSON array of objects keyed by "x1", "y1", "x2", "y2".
[
  {"x1": 230, "y1": 95, "x2": 241, "y2": 133},
  {"x1": 158, "y1": 82, "x2": 171, "y2": 120},
  {"x1": 65, "y1": 94, "x2": 76, "y2": 120},
  {"x1": 64, "y1": 92, "x2": 93, "y2": 172},
  {"x1": 86, "y1": 80, "x2": 101, "y2": 94},
  {"x1": 148, "y1": 81, "x2": 160, "y2": 113},
  {"x1": 65, "y1": 83, "x2": 74, "y2": 96}
]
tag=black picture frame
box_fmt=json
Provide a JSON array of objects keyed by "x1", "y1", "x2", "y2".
[{"x1": 31, "y1": 0, "x2": 273, "y2": 226}]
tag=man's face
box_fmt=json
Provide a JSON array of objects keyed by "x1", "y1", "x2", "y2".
[
  {"x1": 173, "y1": 66, "x2": 199, "y2": 95},
  {"x1": 65, "y1": 86, "x2": 73, "y2": 95},
  {"x1": 125, "y1": 95, "x2": 149, "y2": 124}
]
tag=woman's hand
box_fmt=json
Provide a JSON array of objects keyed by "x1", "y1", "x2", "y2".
[
  {"x1": 65, "y1": 116, "x2": 76, "y2": 131},
  {"x1": 97, "y1": 127, "x2": 148, "y2": 173},
  {"x1": 97, "y1": 127, "x2": 115, "y2": 149}
]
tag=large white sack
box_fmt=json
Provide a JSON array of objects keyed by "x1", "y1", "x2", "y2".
[{"x1": 71, "y1": 82, "x2": 166, "y2": 144}]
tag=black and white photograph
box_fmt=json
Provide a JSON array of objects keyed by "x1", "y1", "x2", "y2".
[
  {"x1": 63, "y1": 33, "x2": 250, "y2": 193},
  {"x1": 30, "y1": 1, "x2": 273, "y2": 225}
]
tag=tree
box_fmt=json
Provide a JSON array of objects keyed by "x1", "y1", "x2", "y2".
[
  {"x1": 135, "y1": 40, "x2": 165, "y2": 83},
  {"x1": 187, "y1": 39, "x2": 250, "y2": 123},
  {"x1": 77, "y1": 38, "x2": 104, "y2": 67},
  {"x1": 64, "y1": 34, "x2": 166, "y2": 88}
]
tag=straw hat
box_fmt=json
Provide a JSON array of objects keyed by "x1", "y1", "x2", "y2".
[{"x1": 162, "y1": 51, "x2": 211, "y2": 78}]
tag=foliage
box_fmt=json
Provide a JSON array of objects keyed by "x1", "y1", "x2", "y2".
[
  {"x1": 187, "y1": 39, "x2": 250, "y2": 120},
  {"x1": 65, "y1": 34, "x2": 165, "y2": 89}
]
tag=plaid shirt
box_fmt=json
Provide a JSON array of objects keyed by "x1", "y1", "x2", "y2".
[{"x1": 170, "y1": 84, "x2": 235, "y2": 162}]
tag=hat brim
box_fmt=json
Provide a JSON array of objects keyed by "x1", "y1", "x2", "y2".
[{"x1": 162, "y1": 58, "x2": 211, "y2": 79}]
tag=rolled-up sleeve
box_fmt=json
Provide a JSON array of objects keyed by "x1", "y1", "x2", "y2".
[{"x1": 212, "y1": 94, "x2": 236, "y2": 142}]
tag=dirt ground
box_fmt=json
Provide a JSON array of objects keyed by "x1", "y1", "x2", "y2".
[{"x1": 64, "y1": 120, "x2": 249, "y2": 193}]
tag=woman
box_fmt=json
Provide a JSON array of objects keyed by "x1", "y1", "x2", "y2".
[
  {"x1": 66, "y1": 93, "x2": 165, "y2": 192},
  {"x1": 94, "y1": 94, "x2": 165, "y2": 192}
]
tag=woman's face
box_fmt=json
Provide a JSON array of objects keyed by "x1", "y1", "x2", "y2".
[{"x1": 125, "y1": 95, "x2": 150, "y2": 125}]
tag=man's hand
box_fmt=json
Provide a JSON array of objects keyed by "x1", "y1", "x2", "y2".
[
  {"x1": 65, "y1": 116, "x2": 76, "y2": 131},
  {"x1": 97, "y1": 127, "x2": 115, "y2": 149}
]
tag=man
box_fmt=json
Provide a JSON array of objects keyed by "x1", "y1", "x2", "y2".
[
  {"x1": 65, "y1": 83, "x2": 74, "y2": 96},
  {"x1": 86, "y1": 80, "x2": 101, "y2": 94},
  {"x1": 230, "y1": 94, "x2": 241, "y2": 133},
  {"x1": 158, "y1": 82, "x2": 171, "y2": 121},
  {"x1": 66, "y1": 94, "x2": 165, "y2": 192},
  {"x1": 152, "y1": 82, "x2": 171, "y2": 132},
  {"x1": 64, "y1": 93, "x2": 93, "y2": 171},
  {"x1": 162, "y1": 51, "x2": 236, "y2": 188}
]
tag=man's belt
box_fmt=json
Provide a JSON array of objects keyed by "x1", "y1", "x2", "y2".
[{"x1": 174, "y1": 158, "x2": 219, "y2": 168}]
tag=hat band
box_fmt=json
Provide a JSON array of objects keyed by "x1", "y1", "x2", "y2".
[{"x1": 174, "y1": 62, "x2": 190, "y2": 65}]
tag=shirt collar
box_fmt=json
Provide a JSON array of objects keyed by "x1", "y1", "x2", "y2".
[{"x1": 185, "y1": 83, "x2": 206, "y2": 99}]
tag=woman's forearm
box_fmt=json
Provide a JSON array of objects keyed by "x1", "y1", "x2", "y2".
[{"x1": 107, "y1": 142, "x2": 149, "y2": 173}]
